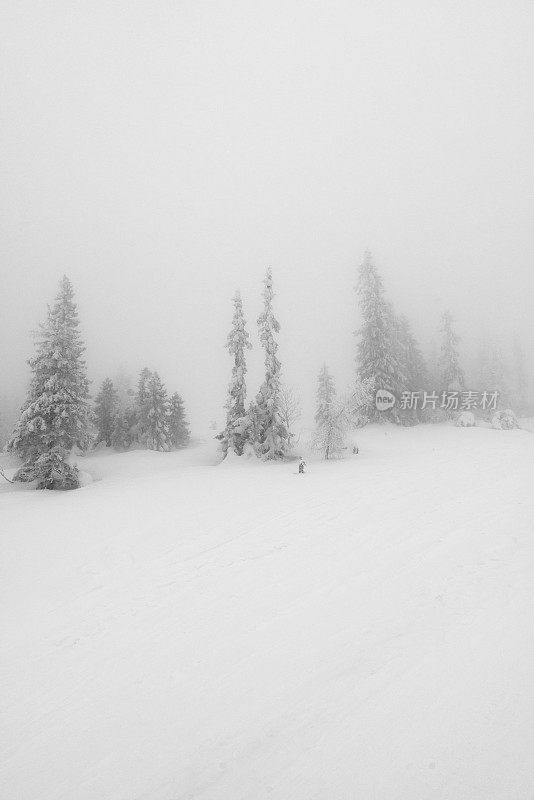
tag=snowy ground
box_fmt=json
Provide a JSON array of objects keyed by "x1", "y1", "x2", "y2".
[{"x1": 2, "y1": 424, "x2": 534, "y2": 800}]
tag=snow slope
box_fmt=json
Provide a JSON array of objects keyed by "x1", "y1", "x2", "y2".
[{"x1": 1, "y1": 425, "x2": 534, "y2": 800}]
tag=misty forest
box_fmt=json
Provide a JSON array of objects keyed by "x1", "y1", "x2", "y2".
[
  {"x1": 1, "y1": 253, "x2": 530, "y2": 488},
  {"x1": 2, "y1": 3, "x2": 534, "y2": 800}
]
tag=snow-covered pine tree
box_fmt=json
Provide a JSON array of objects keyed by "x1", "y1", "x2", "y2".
[
  {"x1": 437, "y1": 311, "x2": 464, "y2": 391},
  {"x1": 254, "y1": 269, "x2": 290, "y2": 458},
  {"x1": 218, "y1": 290, "x2": 253, "y2": 457},
  {"x1": 94, "y1": 378, "x2": 118, "y2": 447},
  {"x1": 168, "y1": 392, "x2": 190, "y2": 449},
  {"x1": 355, "y1": 252, "x2": 405, "y2": 422},
  {"x1": 8, "y1": 276, "x2": 91, "y2": 489},
  {"x1": 143, "y1": 372, "x2": 171, "y2": 451}
]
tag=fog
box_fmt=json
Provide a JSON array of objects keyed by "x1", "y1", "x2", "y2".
[{"x1": 2, "y1": 0, "x2": 533, "y2": 432}]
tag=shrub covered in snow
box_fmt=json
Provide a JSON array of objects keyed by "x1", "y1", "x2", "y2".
[
  {"x1": 492, "y1": 409, "x2": 519, "y2": 430},
  {"x1": 456, "y1": 411, "x2": 476, "y2": 427}
]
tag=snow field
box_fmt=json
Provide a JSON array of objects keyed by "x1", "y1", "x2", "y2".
[{"x1": 1, "y1": 424, "x2": 534, "y2": 799}]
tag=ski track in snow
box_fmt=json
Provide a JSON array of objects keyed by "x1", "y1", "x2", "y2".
[{"x1": 1, "y1": 426, "x2": 534, "y2": 800}]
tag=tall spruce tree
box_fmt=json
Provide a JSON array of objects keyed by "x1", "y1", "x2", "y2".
[
  {"x1": 355, "y1": 251, "x2": 404, "y2": 421},
  {"x1": 437, "y1": 311, "x2": 464, "y2": 390},
  {"x1": 8, "y1": 276, "x2": 90, "y2": 489},
  {"x1": 143, "y1": 372, "x2": 171, "y2": 451},
  {"x1": 94, "y1": 378, "x2": 118, "y2": 447},
  {"x1": 168, "y1": 392, "x2": 190, "y2": 449},
  {"x1": 219, "y1": 291, "x2": 252, "y2": 456},
  {"x1": 254, "y1": 269, "x2": 289, "y2": 458}
]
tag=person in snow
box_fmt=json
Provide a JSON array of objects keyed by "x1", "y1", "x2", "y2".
[{"x1": 298, "y1": 457, "x2": 306, "y2": 474}]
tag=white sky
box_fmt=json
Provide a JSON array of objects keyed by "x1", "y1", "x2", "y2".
[{"x1": 1, "y1": 0, "x2": 533, "y2": 431}]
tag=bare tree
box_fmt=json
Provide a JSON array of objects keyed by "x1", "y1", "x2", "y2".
[
  {"x1": 279, "y1": 384, "x2": 302, "y2": 450},
  {"x1": 312, "y1": 377, "x2": 374, "y2": 459}
]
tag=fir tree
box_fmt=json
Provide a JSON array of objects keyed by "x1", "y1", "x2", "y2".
[
  {"x1": 143, "y1": 372, "x2": 171, "y2": 451},
  {"x1": 254, "y1": 269, "x2": 290, "y2": 458},
  {"x1": 168, "y1": 392, "x2": 190, "y2": 449},
  {"x1": 437, "y1": 311, "x2": 464, "y2": 390},
  {"x1": 8, "y1": 276, "x2": 90, "y2": 489},
  {"x1": 218, "y1": 291, "x2": 252, "y2": 456},
  {"x1": 111, "y1": 405, "x2": 138, "y2": 451},
  {"x1": 94, "y1": 378, "x2": 118, "y2": 447},
  {"x1": 355, "y1": 252, "x2": 404, "y2": 422}
]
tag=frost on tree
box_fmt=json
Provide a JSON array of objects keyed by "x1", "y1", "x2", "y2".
[
  {"x1": 254, "y1": 269, "x2": 290, "y2": 459},
  {"x1": 438, "y1": 311, "x2": 464, "y2": 392},
  {"x1": 7, "y1": 276, "x2": 91, "y2": 489},
  {"x1": 142, "y1": 372, "x2": 172, "y2": 452},
  {"x1": 168, "y1": 392, "x2": 190, "y2": 449},
  {"x1": 278, "y1": 384, "x2": 302, "y2": 452},
  {"x1": 94, "y1": 378, "x2": 119, "y2": 447},
  {"x1": 315, "y1": 364, "x2": 335, "y2": 427},
  {"x1": 218, "y1": 290, "x2": 253, "y2": 457},
  {"x1": 355, "y1": 251, "x2": 405, "y2": 422},
  {"x1": 312, "y1": 375, "x2": 374, "y2": 459}
]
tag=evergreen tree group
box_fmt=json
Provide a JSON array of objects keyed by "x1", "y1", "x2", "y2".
[
  {"x1": 6, "y1": 255, "x2": 532, "y2": 486},
  {"x1": 219, "y1": 270, "x2": 290, "y2": 460},
  {"x1": 110, "y1": 368, "x2": 190, "y2": 453}
]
